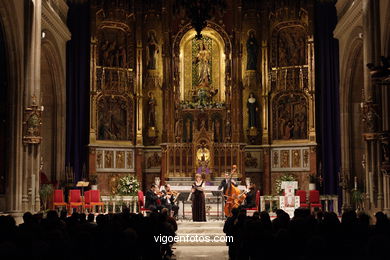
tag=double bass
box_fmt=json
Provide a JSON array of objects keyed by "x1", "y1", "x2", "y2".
[{"x1": 224, "y1": 176, "x2": 246, "y2": 217}]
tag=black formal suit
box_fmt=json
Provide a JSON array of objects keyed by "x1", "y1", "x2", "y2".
[
  {"x1": 145, "y1": 189, "x2": 160, "y2": 210},
  {"x1": 218, "y1": 178, "x2": 238, "y2": 194},
  {"x1": 244, "y1": 189, "x2": 256, "y2": 208}
]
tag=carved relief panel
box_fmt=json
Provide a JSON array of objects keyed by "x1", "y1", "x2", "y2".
[
  {"x1": 90, "y1": 0, "x2": 135, "y2": 143},
  {"x1": 268, "y1": 6, "x2": 315, "y2": 143},
  {"x1": 272, "y1": 93, "x2": 308, "y2": 140}
]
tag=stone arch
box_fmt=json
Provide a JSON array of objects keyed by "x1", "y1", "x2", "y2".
[
  {"x1": 340, "y1": 37, "x2": 364, "y2": 190},
  {"x1": 173, "y1": 22, "x2": 232, "y2": 102},
  {"x1": 382, "y1": 2, "x2": 390, "y2": 56},
  {"x1": 0, "y1": 0, "x2": 24, "y2": 212},
  {"x1": 41, "y1": 30, "x2": 66, "y2": 183}
]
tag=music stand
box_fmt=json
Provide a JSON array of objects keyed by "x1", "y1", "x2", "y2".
[
  {"x1": 177, "y1": 192, "x2": 191, "y2": 220},
  {"x1": 76, "y1": 181, "x2": 89, "y2": 196},
  {"x1": 212, "y1": 191, "x2": 223, "y2": 220}
]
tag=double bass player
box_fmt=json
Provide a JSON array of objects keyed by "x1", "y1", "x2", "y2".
[{"x1": 218, "y1": 171, "x2": 238, "y2": 197}]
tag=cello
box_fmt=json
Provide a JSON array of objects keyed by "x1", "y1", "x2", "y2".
[{"x1": 224, "y1": 176, "x2": 246, "y2": 217}]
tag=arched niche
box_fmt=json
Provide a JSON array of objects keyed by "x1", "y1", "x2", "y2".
[
  {"x1": 41, "y1": 31, "x2": 66, "y2": 183},
  {"x1": 340, "y1": 38, "x2": 364, "y2": 188},
  {"x1": 178, "y1": 27, "x2": 227, "y2": 102},
  {"x1": 0, "y1": 18, "x2": 8, "y2": 194}
]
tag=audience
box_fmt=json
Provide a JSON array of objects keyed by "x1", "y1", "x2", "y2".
[
  {"x1": 224, "y1": 208, "x2": 390, "y2": 260},
  {"x1": 0, "y1": 208, "x2": 176, "y2": 260},
  {"x1": 0, "y1": 207, "x2": 389, "y2": 260}
]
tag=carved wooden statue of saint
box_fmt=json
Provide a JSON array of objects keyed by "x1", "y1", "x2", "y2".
[
  {"x1": 146, "y1": 31, "x2": 159, "y2": 70},
  {"x1": 247, "y1": 92, "x2": 259, "y2": 129},
  {"x1": 147, "y1": 92, "x2": 156, "y2": 127},
  {"x1": 246, "y1": 31, "x2": 258, "y2": 70}
]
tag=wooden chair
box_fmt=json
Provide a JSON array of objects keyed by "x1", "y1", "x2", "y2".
[
  {"x1": 88, "y1": 190, "x2": 105, "y2": 213},
  {"x1": 68, "y1": 189, "x2": 84, "y2": 213},
  {"x1": 246, "y1": 190, "x2": 260, "y2": 216},
  {"x1": 296, "y1": 190, "x2": 308, "y2": 208},
  {"x1": 309, "y1": 190, "x2": 322, "y2": 211},
  {"x1": 138, "y1": 190, "x2": 150, "y2": 215},
  {"x1": 84, "y1": 190, "x2": 91, "y2": 212},
  {"x1": 53, "y1": 189, "x2": 67, "y2": 210}
]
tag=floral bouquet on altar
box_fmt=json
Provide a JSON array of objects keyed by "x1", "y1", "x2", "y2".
[
  {"x1": 116, "y1": 175, "x2": 140, "y2": 196},
  {"x1": 274, "y1": 173, "x2": 296, "y2": 195}
]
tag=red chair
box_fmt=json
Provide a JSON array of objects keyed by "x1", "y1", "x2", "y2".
[
  {"x1": 138, "y1": 190, "x2": 150, "y2": 215},
  {"x1": 84, "y1": 190, "x2": 91, "y2": 212},
  {"x1": 88, "y1": 190, "x2": 105, "y2": 213},
  {"x1": 247, "y1": 190, "x2": 261, "y2": 211},
  {"x1": 68, "y1": 189, "x2": 84, "y2": 213},
  {"x1": 309, "y1": 190, "x2": 322, "y2": 210},
  {"x1": 296, "y1": 190, "x2": 308, "y2": 208},
  {"x1": 53, "y1": 189, "x2": 67, "y2": 210}
]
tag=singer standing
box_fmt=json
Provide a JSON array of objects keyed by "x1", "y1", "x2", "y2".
[{"x1": 192, "y1": 173, "x2": 206, "y2": 222}]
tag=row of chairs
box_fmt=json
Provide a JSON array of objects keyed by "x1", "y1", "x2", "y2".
[
  {"x1": 296, "y1": 190, "x2": 322, "y2": 210},
  {"x1": 53, "y1": 189, "x2": 104, "y2": 213}
]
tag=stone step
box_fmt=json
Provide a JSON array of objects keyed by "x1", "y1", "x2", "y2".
[
  {"x1": 177, "y1": 227, "x2": 224, "y2": 234},
  {"x1": 173, "y1": 246, "x2": 228, "y2": 260},
  {"x1": 177, "y1": 221, "x2": 224, "y2": 227}
]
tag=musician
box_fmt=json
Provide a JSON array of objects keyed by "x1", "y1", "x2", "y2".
[
  {"x1": 218, "y1": 172, "x2": 238, "y2": 195},
  {"x1": 161, "y1": 184, "x2": 179, "y2": 218},
  {"x1": 145, "y1": 184, "x2": 162, "y2": 211},
  {"x1": 243, "y1": 183, "x2": 257, "y2": 209},
  {"x1": 192, "y1": 173, "x2": 206, "y2": 222}
]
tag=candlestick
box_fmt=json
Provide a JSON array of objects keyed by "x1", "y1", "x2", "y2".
[{"x1": 354, "y1": 176, "x2": 357, "y2": 190}]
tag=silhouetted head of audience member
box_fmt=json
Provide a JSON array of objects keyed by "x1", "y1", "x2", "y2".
[
  {"x1": 22, "y1": 212, "x2": 33, "y2": 224},
  {"x1": 87, "y1": 213, "x2": 94, "y2": 223}
]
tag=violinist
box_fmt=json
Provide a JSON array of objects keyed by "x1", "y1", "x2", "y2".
[
  {"x1": 243, "y1": 183, "x2": 256, "y2": 209},
  {"x1": 161, "y1": 184, "x2": 179, "y2": 218},
  {"x1": 145, "y1": 184, "x2": 163, "y2": 211},
  {"x1": 218, "y1": 172, "x2": 238, "y2": 197}
]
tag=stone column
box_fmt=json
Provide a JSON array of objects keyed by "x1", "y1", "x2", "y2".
[
  {"x1": 231, "y1": 0, "x2": 244, "y2": 143},
  {"x1": 21, "y1": 0, "x2": 42, "y2": 213},
  {"x1": 135, "y1": 5, "x2": 143, "y2": 146}
]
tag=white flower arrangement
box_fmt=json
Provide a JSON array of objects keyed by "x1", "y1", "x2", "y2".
[
  {"x1": 274, "y1": 174, "x2": 296, "y2": 195},
  {"x1": 116, "y1": 175, "x2": 140, "y2": 196}
]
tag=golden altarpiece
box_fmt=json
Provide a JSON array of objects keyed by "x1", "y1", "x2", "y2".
[{"x1": 87, "y1": 0, "x2": 317, "y2": 195}]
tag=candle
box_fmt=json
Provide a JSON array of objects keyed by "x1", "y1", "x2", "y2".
[{"x1": 354, "y1": 176, "x2": 357, "y2": 190}]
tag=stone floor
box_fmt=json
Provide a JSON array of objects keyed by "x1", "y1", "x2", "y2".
[{"x1": 173, "y1": 221, "x2": 229, "y2": 260}]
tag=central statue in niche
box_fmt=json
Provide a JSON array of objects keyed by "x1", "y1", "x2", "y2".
[
  {"x1": 179, "y1": 29, "x2": 226, "y2": 108},
  {"x1": 195, "y1": 42, "x2": 211, "y2": 87},
  {"x1": 191, "y1": 38, "x2": 218, "y2": 107}
]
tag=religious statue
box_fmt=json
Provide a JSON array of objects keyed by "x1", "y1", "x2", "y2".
[
  {"x1": 105, "y1": 41, "x2": 117, "y2": 67},
  {"x1": 175, "y1": 119, "x2": 183, "y2": 142},
  {"x1": 146, "y1": 31, "x2": 159, "y2": 70},
  {"x1": 246, "y1": 31, "x2": 258, "y2": 70},
  {"x1": 247, "y1": 92, "x2": 259, "y2": 128},
  {"x1": 283, "y1": 121, "x2": 294, "y2": 140},
  {"x1": 100, "y1": 40, "x2": 109, "y2": 66},
  {"x1": 214, "y1": 119, "x2": 221, "y2": 142},
  {"x1": 195, "y1": 42, "x2": 211, "y2": 87},
  {"x1": 147, "y1": 92, "x2": 156, "y2": 127},
  {"x1": 117, "y1": 46, "x2": 127, "y2": 67},
  {"x1": 225, "y1": 119, "x2": 231, "y2": 142},
  {"x1": 185, "y1": 119, "x2": 192, "y2": 142}
]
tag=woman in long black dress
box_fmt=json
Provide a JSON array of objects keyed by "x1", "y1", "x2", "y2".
[{"x1": 192, "y1": 173, "x2": 206, "y2": 222}]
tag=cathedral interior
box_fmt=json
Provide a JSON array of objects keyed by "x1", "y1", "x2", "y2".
[{"x1": 0, "y1": 0, "x2": 389, "y2": 218}]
